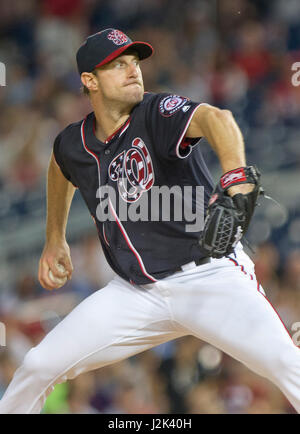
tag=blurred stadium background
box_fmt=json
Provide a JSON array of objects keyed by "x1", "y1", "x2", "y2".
[{"x1": 0, "y1": 0, "x2": 300, "y2": 414}]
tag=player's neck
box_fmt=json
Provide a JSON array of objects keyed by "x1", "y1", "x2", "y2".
[{"x1": 92, "y1": 100, "x2": 132, "y2": 143}]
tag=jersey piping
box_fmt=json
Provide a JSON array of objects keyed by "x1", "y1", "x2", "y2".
[{"x1": 81, "y1": 117, "x2": 157, "y2": 283}]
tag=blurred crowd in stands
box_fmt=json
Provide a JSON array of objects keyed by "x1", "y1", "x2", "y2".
[{"x1": 0, "y1": 0, "x2": 300, "y2": 414}]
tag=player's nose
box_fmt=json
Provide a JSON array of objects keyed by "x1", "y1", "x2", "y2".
[{"x1": 127, "y1": 63, "x2": 139, "y2": 78}]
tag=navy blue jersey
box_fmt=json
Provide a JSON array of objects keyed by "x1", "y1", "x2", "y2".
[{"x1": 53, "y1": 92, "x2": 214, "y2": 284}]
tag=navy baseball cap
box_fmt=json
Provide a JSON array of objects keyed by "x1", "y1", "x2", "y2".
[{"x1": 76, "y1": 28, "x2": 153, "y2": 75}]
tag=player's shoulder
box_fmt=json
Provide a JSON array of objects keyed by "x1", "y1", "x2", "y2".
[
  {"x1": 56, "y1": 117, "x2": 86, "y2": 142},
  {"x1": 54, "y1": 113, "x2": 95, "y2": 150},
  {"x1": 53, "y1": 115, "x2": 92, "y2": 160}
]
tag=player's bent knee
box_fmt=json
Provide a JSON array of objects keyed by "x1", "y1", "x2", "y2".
[
  {"x1": 266, "y1": 345, "x2": 300, "y2": 383},
  {"x1": 22, "y1": 347, "x2": 56, "y2": 382}
]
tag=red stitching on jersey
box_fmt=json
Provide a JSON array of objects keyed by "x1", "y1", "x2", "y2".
[
  {"x1": 93, "y1": 116, "x2": 131, "y2": 143},
  {"x1": 81, "y1": 118, "x2": 101, "y2": 169},
  {"x1": 81, "y1": 118, "x2": 156, "y2": 284},
  {"x1": 103, "y1": 226, "x2": 110, "y2": 246},
  {"x1": 106, "y1": 117, "x2": 131, "y2": 142},
  {"x1": 108, "y1": 199, "x2": 157, "y2": 282},
  {"x1": 180, "y1": 138, "x2": 194, "y2": 149},
  {"x1": 175, "y1": 103, "x2": 205, "y2": 159}
]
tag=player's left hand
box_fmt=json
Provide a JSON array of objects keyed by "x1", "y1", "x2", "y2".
[
  {"x1": 199, "y1": 166, "x2": 262, "y2": 258},
  {"x1": 38, "y1": 239, "x2": 73, "y2": 290}
]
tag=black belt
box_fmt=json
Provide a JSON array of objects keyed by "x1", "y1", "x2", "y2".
[{"x1": 175, "y1": 257, "x2": 211, "y2": 273}]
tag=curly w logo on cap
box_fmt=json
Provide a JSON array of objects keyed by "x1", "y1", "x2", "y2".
[{"x1": 107, "y1": 30, "x2": 128, "y2": 45}]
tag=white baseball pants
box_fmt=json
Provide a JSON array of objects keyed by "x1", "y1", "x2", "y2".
[{"x1": 0, "y1": 246, "x2": 299, "y2": 414}]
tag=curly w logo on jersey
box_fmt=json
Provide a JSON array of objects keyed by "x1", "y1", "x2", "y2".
[{"x1": 109, "y1": 138, "x2": 154, "y2": 202}]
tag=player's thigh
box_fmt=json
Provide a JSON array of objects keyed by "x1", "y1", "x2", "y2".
[
  {"x1": 168, "y1": 261, "x2": 294, "y2": 377},
  {"x1": 29, "y1": 276, "x2": 181, "y2": 380}
]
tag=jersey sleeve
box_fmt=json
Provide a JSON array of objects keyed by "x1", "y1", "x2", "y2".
[
  {"x1": 146, "y1": 93, "x2": 205, "y2": 160},
  {"x1": 53, "y1": 131, "x2": 77, "y2": 187}
]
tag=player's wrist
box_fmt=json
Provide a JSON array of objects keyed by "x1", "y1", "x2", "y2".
[
  {"x1": 219, "y1": 166, "x2": 260, "y2": 197},
  {"x1": 227, "y1": 183, "x2": 255, "y2": 197},
  {"x1": 45, "y1": 232, "x2": 67, "y2": 246}
]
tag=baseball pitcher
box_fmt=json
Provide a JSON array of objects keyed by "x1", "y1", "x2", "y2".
[{"x1": 0, "y1": 29, "x2": 299, "y2": 414}]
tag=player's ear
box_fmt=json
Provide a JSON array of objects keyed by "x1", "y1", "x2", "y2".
[{"x1": 80, "y1": 71, "x2": 98, "y2": 93}]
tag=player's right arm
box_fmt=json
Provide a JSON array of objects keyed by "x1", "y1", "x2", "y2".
[{"x1": 38, "y1": 151, "x2": 75, "y2": 290}]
